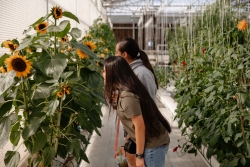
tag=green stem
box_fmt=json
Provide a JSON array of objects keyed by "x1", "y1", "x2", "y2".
[
  {"x1": 54, "y1": 97, "x2": 63, "y2": 153},
  {"x1": 21, "y1": 81, "x2": 28, "y2": 121},
  {"x1": 77, "y1": 64, "x2": 80, "y2": 78},
  {"x1": 54, "y1": 19, "x2": 57, "y2": 56}
]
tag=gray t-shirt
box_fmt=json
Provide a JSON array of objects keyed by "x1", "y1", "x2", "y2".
[
  {"x1": 129, "y1": 59, "x2": 157, "y2": 100},
  {"x1": 117, "y1": 91, "x2": 170, "y2": 148}
]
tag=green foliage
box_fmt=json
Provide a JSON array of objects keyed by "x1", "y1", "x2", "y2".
[
  {"x1": 0, "y1": 7, "x2": 104, "y2": 167},
  {"x1": 87, "y1": 17, "x2": 116, "y2": 57},
  {"x1": 168, "y1": 1, "x2": 250, "y2": 166},
  {"x1": 153, "y1": 66, "x2": 175, "y2": 88}
]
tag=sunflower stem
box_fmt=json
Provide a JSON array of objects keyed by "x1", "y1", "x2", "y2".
[
  {"x1": 77, "y1": 65, "x2": 80, "y2": 78},
  {"x1": 54, "y1": 96, "x2": 63, "y2": 153},
  {"x1": 54, "y1": 19, "x2": 57, "y2": 56},
  {"x1": 21, "y1": 80, "x2": 28, "y2": 121}
]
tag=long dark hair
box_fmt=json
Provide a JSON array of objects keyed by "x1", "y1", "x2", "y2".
[
  {"x1": 103, "y1": 56, "x2": 171, "y2": 139},
  {"x1": 117, "y1": 38, "x2": 159, "y2": 89}
]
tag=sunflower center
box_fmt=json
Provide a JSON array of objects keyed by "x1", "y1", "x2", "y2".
[
  {"x1": 87, "y1": 45, "x2": 91, "y2": 49},
  {"x1": 56, "y1": 9, "x2": 61, "y2": 16},
  {"x1": 8, "y1": 44, "x2": 15, "y2": 51},
  {"x1": 12, "y1": 58, "x2": 27, "y2": 72},
  {"x1": 39, "y1": 24, "x2": 46, "y2": 30}
]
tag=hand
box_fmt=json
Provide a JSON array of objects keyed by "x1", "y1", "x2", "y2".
[
  {"x1": 113, "y1": 146, "x2": 126, "y2": 159},
  {"x1": 136, "y1": 158, "x2": 146, "y2": 167}
]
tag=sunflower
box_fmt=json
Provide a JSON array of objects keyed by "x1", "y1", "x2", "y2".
[
  {"x1": 104, "y1": 48, "x2": 108, "y2": 53},
  {"x1": 36, "y1": 22, "x2": 49, "y2": 34},
  {"x1": 238, "y1": 20, "x2": 248, "y2": 31},
  {"x1": 52, "y1": 6, "x2": 63, "y2": 19},
  {"x1": 59, "y1": 36, "x2": 69, "y2": 43},
  {"x1": 2, "y1": 40, "x2": 18, "y2": 52},
  {"x1": 68, "y1": 46, "x2": 72, "y2": 52},
  {"x1": 76, "y1": 49, "x2": 88, "y2": 59},
  {"x1": 0, "y1": 66, "x2": 6, "y2": 73},
  {"x1": 5, "y1": 54, "x2": 32, "y2": 78},
  {"x1": 83, "y1": 41, "x2": 96, "y2": 51},
  {"x1": 100, "y1": 53, "x2": 105, "y2": 58},
  {"x1": 57, "y1": 91, "x2": 64, "y2": 98},
  {"x1": 27, "y1": 48, "x2": 32, "y2": 53}
]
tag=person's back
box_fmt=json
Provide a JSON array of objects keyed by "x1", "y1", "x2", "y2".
[
  {"x1": 130, "y1": 59, "x2": 157, "y2": 100},
  {"x1": 115, "y1": 38, "x2": 158, "y2": 100}
]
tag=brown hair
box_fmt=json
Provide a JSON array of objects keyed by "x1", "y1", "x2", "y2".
[{"x1": 103, "y1": 56, "x2": 171, "y2": 139}]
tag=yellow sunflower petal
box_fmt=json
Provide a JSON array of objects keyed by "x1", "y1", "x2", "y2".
[
  {"x1": 57, "y1": 91, "x2": 64, "y2": 98},
  {"x1": 53, "y1": 6, "x2": 63, "y2": 19},
  {"x1": 5, "y1": 54, "x2": 32, "y2": 78},
  {"x1": 83, "y1": 41, "x2": 96, "y2": 51},
  {"x1": 2, "y1": 40, "x2": 17, "y2": 52},
  {"x1": 76, "y1": 49, "x2": 88, "y2": 59},
  {"x1": 0, "y1": 66, "x2": 6, "y2": 73},
  {"x1": 100, "y1": 53, "x2": 105, "y2": 58},
  {"x1": 104, "y1": 48, "x2": 108, "y2": 53},
  {"x1": 36, "y1": 22, "x2": 49, "y2": 34}
]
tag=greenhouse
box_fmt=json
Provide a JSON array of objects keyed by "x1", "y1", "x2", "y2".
[{"x1": 0, "y1": 0, "x2": 249, "y2": 167}]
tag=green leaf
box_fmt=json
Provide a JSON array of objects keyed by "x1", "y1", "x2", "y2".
[
  {"x1": 77, "y1": 113, "x2": 93, "y2": 132},
  {"x1": 70, "y1": 41, "x2": 96, "y2": 59},
  {"x1": 22, "y1": 116, "x2": 45, "y2": 139},
  {"x1": 36, "y1": 52, "x2": 67, "y2": 80},
  {"x1": 204, "y1": 85, "x2": 215, "y2": 93},
  {"x1": 4, "y1": 151, "x2": 20, "y2": 167},
  {"x1": 63, "y1": 11, "x2": 79, "y2": 23},
  {"x1": 69, "y1": 28, "x2": 82, "y2": 38},
  {"x1": 246, "y1": 140, "x2": 250, "y2": 156},
  {"x1": 209, "y1": 135, "x2": 220, "y2": 147},
  {"x1": 66, "y1": 139, "x2": 81, "y2": 159},
  {"x1": 0, "y1": 71, "x2": 16, "y2": 96},
  {"x1": 223, "y1": 136, "x2": 230, "y2": 143},
  {"x1": 234, "y1": 133, "x2": 243, "y2": 141},
  {"x1": 0, "y1": 100, "x2": 13, "y2": 118},
  {"x1": 80, "y1": 68, "x2": 100, "y2": 86},
  {"x1": 48, "y1": 20, "x2": 70, "y2": 33},
  {"x1": 15, "y1": 36, "x2": 34, "y2": 51},
  {"x1": 206, "y1": 147, "x2": 214, "y2": 159},
  {"x1": 87, "y1": 109, "x2": 102, "y2": 128},
  {"x1": 0, "y1": 113, "x2": 18, "y2": 149},
  {"x1": 0, "y1": 53, "x2": 10, "y2": 66},
  {"x1": 56, "y1": 21, "x2": 71, "y2": 37},
  {"x1": 61, "y1": 71, "x2": 74, "y2": 79},
  {"x1": 10, "y1": 122, "x2": 20, "y2": 146},
  {"x1": 236, "y1": 139, "x2": 244, "y2": 147},
  {"x1": 31, "y1": 84, "x2": 52, "y2": 100},
  {"x1": 80, "y1": 150, "x2": 89, "y2": 163},
  {"x1": 32, "y1": 132, "x2": 47, "y2": 154},
  {"x1": 237, "y1": 64, "x2": 244, "y2": 69},
  {"x1": 42, "y1": 146, "x2": 56, "y2": 167},
  {"x1": 45, "y1": 99, "x2": 59, "y2": 116},
  {"x1": 240, "y1": 157, "x2": 246, "y2": 166}
]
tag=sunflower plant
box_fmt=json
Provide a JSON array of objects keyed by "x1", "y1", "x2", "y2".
[{"x1": 0, "y1": 6, "x2": 104, "y2": 167}]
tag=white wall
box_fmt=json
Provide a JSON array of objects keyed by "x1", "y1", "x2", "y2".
[
  {"x1": 0, "y1": 0, "x2": 107, "y2": 166},
  {"x1": 0, "y1": 0, "x2": 107, "y2": 55}
]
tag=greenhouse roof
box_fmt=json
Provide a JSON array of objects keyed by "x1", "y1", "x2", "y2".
[{"x1": 102, "y1": 0, "x2": 216, "y2": 24}]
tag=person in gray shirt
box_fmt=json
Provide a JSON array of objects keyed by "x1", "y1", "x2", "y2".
[{"x1": 115, "y1": 38, "x2": 158, "y2": 100}]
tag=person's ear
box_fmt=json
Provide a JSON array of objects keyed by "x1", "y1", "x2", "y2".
[{"x1": 122, "y1": 51, "x2": 128, "y2": 58}]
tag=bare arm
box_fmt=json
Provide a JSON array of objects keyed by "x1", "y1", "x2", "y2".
[{"x1": 131, "y1": 115, "x2": 146, "y2": 167}]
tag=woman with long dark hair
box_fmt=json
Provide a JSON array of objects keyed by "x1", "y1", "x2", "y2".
[{"x1": 102, "y1": 56, "x2": 171, "y2": 167}]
